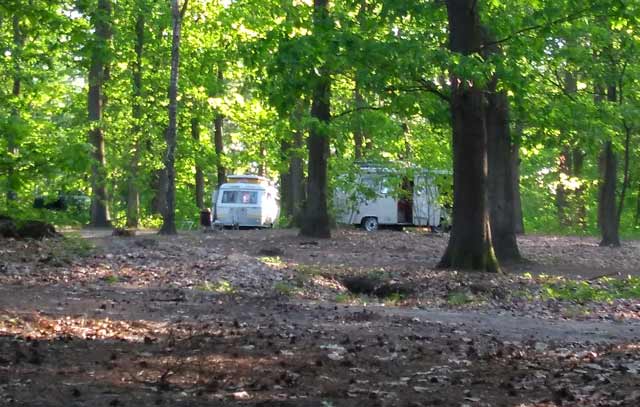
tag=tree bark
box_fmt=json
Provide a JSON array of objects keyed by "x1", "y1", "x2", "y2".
[
  {"x1": 192, "y1": 118, "x2": 204, "y2": 209},
  {"x1": 353, "y1": 83, "x2": 365, "y2": 160},
  {"x1": 88, "y1": 0, "x2": 112, "y2": 227},
  {"x1": 214, "y1": 69, "x2": 226, "y2": 188},
  {"x1": 159, "y1": 0, "x2": 186, "y2": 235},
  {"x1": 486, "y1": 83, "x2": 520, "y2": 262},
  {"x1": 511, "y1": 134, "x2": 525, "y2": 234},
  {"x1": 598, "y1": 140, "x2": 620, "y2": 246},
  {"x1": 289, "y1": 103, "x2": 306, "y2": 225},
  {"x1": 438, "y1": 0, "x2": 498, "y2": 272},
  {"x1": 126, "y1": 11, "x2": 144, "y2": 228},
  {"x1": 300, "y1": 0, "x2": 331, "y2": 239}
]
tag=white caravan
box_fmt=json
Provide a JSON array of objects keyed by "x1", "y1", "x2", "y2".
[
  {"x1": 334, "y1": 164, "x2": 449, "y2": 231},
  {"x1": 212, "y1": 175, "x2": 279, "y2": 228}
]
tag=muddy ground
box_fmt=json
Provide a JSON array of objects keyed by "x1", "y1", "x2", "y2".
[{"x1": 1, "y1": 228, "x2": 640, "y2": 406}]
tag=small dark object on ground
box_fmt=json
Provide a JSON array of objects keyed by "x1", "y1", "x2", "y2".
[
  {"x1": 134, "y1": 238, "x2": 157, "y2": 248},
  {"x1": 259, "y1": 247, "x2": 284, "y2": 256},
  {"x1": 0, "y1": 215, "x2": 18, "y2": 238},
  {"x1": 1, "y1": 215, "x2": 60, "y2": 240},
  {"x1": 17, "y1": 221, "x2": 60, "y2": 239},
  {"x1": 112, "y1": 228, "x2": 136, "y2": 237},
  {"x1": 342, "y1": 275, "x2": 413, "y2": 298}
]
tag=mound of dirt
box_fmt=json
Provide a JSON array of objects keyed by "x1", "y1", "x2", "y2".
[{"x1": 0, "y1": 216, "x2": 60, "y2": 239}]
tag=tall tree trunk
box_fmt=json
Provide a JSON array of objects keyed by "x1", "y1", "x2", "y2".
[
  {"x1": 300, "y1": 0, "x2": 331, "y2": 239},
  {"x1": 289, "y1": 102, "x2": 306, "y2": 225},
  {"x1": 353, "y1": 84, "x2": 365, "y2": 160},
  {"x1": 192, "y1": 118, "x2": 204, "y2": 209},
  {"x1": 7, "y1": 14, "x2": 24, "y2": 202},
  {"x1": 214, "y1": 69, "x2": 226, "y2": 187},
  {"x1": 159, "y1": 0, "x2": 186, "y2": 235},
  {"x1": 511, "y1": 134, "x2": 525, "y2": 234},
  {"x1": 572, "y1": 148, "x2": 586, "y2": 227},
  {"x1": 597, "y1": 85, "x2": 620, "y2": 246},
  {"x1": 555, "y1": 147, "x2": 570, "y2": 226},
  {"x1": 88, "y1": 0, "x2": 112, "y2": 227},
  {"x1": 599, "y1": 140, "x2": 620, "y2": 246},
  {"x1": 258, "y1": 141, "x2": 267, "y2": 177},
  {"x1": 280, "y1": 139, "x2": 292, "y2": 219},
  {"x1": 126, "y1": 11, "x2": 144, "y2": 228},
  {"x1": 617, "y1": 123, "x2": 631, "y2": 227},
  {"x1": 438, "y1": 0, "x2": 498, "y2": 272},
  {"x1": 486, "y1": 83, "x2": 520, "y2": 262}
]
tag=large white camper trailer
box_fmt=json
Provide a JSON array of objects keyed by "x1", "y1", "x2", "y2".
[
  {"x1": 334, "y1": 164, "x2": 449, "y2": 231},
  {"x1": 212, "y1": 175, "x2": 279, "y2": 228}
]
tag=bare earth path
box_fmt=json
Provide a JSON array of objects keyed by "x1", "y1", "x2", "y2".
[{"x1": 2, "y1": 229, "x2": 640, "y2": 406}]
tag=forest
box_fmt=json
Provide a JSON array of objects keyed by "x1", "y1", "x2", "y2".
[{"x1": 2, "y1": 0, "x2": 640, "y2": 406}]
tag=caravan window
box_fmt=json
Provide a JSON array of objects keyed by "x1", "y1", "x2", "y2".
[{"x1": 221, "y1": 190, "x2": 258, "y2": 204}]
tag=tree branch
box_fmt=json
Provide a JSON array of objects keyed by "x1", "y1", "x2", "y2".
[{"x1": 482, "y1": 5, "x2": 603, "y2": 49}]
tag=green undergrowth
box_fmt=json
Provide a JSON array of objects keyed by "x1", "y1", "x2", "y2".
[{"x1": 542, "y1": 276, "x2": 640, "y2": 303}]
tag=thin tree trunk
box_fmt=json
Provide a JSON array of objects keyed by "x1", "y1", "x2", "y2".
[
  {"x1": 486, "y1": 82, "x2": 520, "y2": 262},
  {"x1": 555, "y1": 146, "x2": 571, "y2": 226},
  {"x1": 159, "y1": 0, "x2": 187, "y2": 235},
  {"x1": 617, "y1": 122, "x2": 631, "y2": 227},
  {"x1": 511, "y1": 133, "x2": 525, "y2": 234},
  {"x1": 126, "y1": 11, "x2": 144, "y2": 228},
  {"x1": 280, "y1": 139, "x2": 292, "y2": 218},
  {"x1": 214, "y1": 69, "x2": 226, "y2": 187},
  {"x1": 353, "y1": 84, "x2": 365, "y2": 160},
  {"x1": 572, "y1": 148, "x2": 586, "y2": 227},
  {"x1": 88, "y1": 0, "x2": 112, "y2": 227},
  {"x1": 290, "y1": 102, "x2": 306, "y2": 225},
  {"x1": 7, "y1": 14, "x2": 24, "y2": 202},
  {"x1": 300, "y1": 0, "x2": 331, "y2": 239},
  {"x1": 635, "y1": 181, "x2": 640, "y2": 226},
  {"x1": 438, "y1": 0, "x2": 498, "y2": 272},
  {"x1": 258, "y1": 141, "x2": 267, "y2": 177},
  {"x1": 192, "y1": 118, "x2": 204, "y2": 209}
]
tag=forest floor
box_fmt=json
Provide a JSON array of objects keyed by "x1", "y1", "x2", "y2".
[{"x1": 1, "y1": 228, "x2": 640, "y2": 406}]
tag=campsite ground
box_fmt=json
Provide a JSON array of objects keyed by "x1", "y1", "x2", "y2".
[{"x1": 1, "y1": 228, "x2": 640, "y2": 406}]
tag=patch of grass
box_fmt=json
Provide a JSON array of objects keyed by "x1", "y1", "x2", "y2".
[
  {"x1": 382, "y1": 292, "x2": 405, "y2": 305},
  {"x1": 335, "y1": 293, "x2": 357, "y2": 303},
  {"x1": 63, "y1": 234, "x2": 95, "y2": 256},
  {"x1": 446, "y1": 291, "x2": 474, "y2": 306},
  {"x1": 196, "y1": 280, "x2": 235, "y2": 294},
  {"x1": 542, "y1": 276, "x2": 640, "y2": 303},
  {"x1": 103, "y1": 274, "x2": 119, "y2": 284},
  {"x1": 274, "y1": 281, "x2": 299, "y2": 297},
  {"x1": 259, "y1": 256, "x2": 283, "y2": 266}
]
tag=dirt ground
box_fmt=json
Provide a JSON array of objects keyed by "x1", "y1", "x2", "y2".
[{"x1": 1, "y1": 228, "x2": 640, "y2": 406}]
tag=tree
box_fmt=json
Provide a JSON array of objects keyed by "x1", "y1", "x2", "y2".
[
  {"x1": 159, "y1": 0, "x2": 188, "y2": 235},
  {"x1": 88, "y1": 0, "x2": 113, "y2": 227},
  {"x1": 300, "y1": 0, "x2": 332, "y2": 239},
  {"x1": 437, "y1": 0, "x2": 498, "y2": 272},
  {"x1": 126, "y1": 3, "x2": 145, "y2": 228}
]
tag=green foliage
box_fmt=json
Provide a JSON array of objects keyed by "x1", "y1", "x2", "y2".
[
  {"x1": 542, "y1": 276, "x2": 640, "y2": 303},
  {"x1": 196, "y1": 279, "x2": 236, "y2": 294}
]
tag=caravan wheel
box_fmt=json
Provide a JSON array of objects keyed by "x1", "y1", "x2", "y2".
[{"x1": 361, "y1": 217, "x2": 379, "y2": 232}]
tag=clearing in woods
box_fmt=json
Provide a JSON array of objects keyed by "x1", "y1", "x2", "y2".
[{"x1": 1, "y1": 228, "x2": 640, "y2": 406}]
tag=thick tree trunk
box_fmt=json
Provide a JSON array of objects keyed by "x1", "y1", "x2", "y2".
[
  {"x1": 88, "y1": 0, "x2": 112, "y2": 227},
  {"x1": 159, "y1": 0, "x2": 186, "y2": 235},
  {"x1": 126, "y1": 12, "x2": 144, "y2": 228},
  {"x1": 300, "y1": 0, "x2": 331, "y2": 239},
  {"x1": 438, "y1": 0, "x2": 498, "y2": 272},
  {"x1": 192, "y1": 118, "x2": 204, "y2": 209},
  {"x1": 486, "y1": 85, "x2": 520, "y2": 262},
  {"x1": 598, "y1": 140, "x2": 620, "y2": 246},
  {"x1": 511, "y1": 136, "x2": 525, "y2": 234}
]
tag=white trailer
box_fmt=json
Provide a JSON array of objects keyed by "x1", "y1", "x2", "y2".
[
  {"x1": 212, "y1": 175, "x2": 279, "y2": 228},
  {"x1": 334, "y1": 164, "x2": 449, "y2": 231}
]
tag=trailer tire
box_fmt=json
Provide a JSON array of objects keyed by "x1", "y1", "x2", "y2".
[{"x1": 361, "y1": 217, "x2": 379, "y2": 232}]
